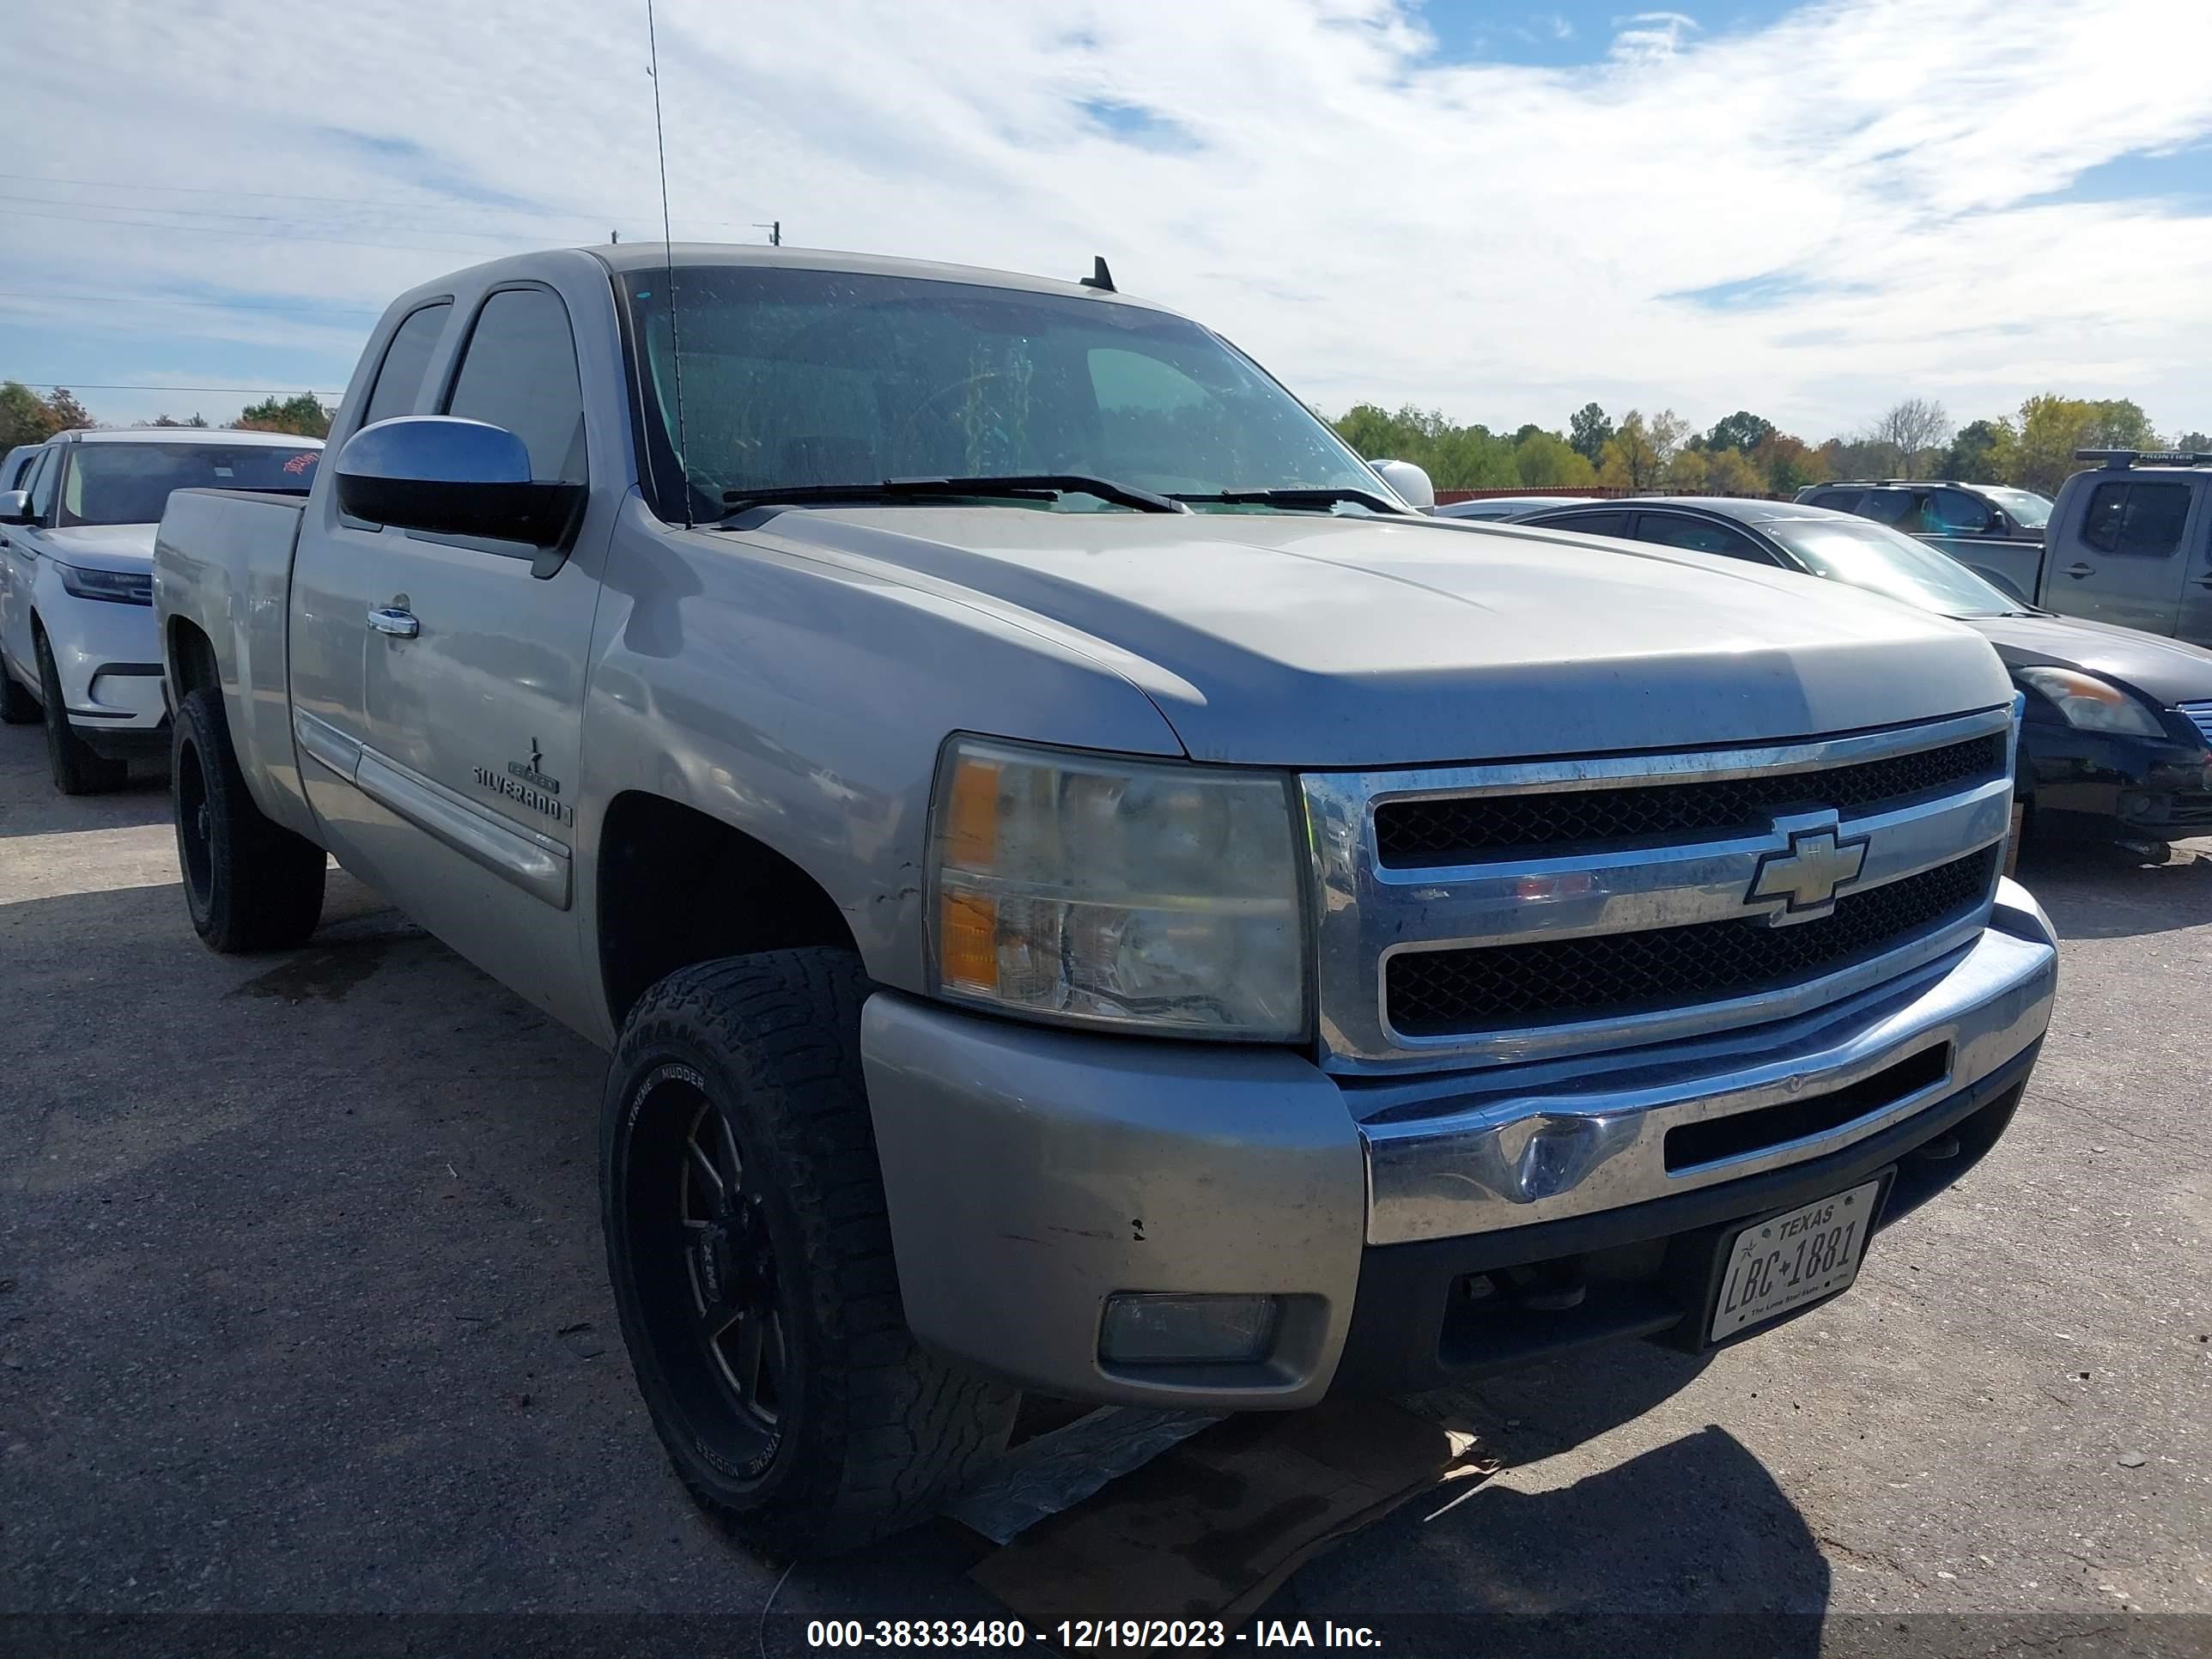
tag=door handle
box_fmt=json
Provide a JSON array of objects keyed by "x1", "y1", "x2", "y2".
[
  {"x1": 2195, "y1": 574, "x2": 2212, "y2": 589},
  {"x1": 367, "y1": 606, "x2": 420, "y2": 638},
  {"x1": 2063, "y1": 562, "x2": 2095, "y2": 579}
]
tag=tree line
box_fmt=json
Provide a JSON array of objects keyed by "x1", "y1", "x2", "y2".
[
  {"x1": 0, "y1": 381, "x2": 332, "y2": 452},
  {"x1": 1333, "y1": 394, "x2": 2198, "y2": 499}
]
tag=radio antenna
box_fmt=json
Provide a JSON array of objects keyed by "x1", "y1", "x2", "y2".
[{"x1": 645, "y1": 0, "x2": 691, "y2": 526}]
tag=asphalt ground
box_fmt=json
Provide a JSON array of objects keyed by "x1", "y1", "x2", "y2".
[{"x1": 2, "y1": 722, "x2": 2207, "y2": 1656}]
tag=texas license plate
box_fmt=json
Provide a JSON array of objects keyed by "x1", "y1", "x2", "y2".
[{"x1": 1710, "y1": 1179, "x2": 1882, "y2": 1341}]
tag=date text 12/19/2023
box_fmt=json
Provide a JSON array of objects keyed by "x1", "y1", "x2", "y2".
[{"x1": 804, "y1": 1620, "x2": 1382, "y2": 1648}]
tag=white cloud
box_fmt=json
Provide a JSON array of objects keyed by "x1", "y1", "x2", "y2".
[{"x1": 3, "y1": 0, "x2": 2211, "y2": 436}]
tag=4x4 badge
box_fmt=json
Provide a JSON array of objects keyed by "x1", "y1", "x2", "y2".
[{"x1": 1749, "y1": 825, "x2": 1868, "y2": 919}]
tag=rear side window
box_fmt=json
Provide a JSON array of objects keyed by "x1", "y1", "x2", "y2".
[
  {"x1": 444, "y1": 287, "x2": 586, "y2": 483},
  {"x1": 1632, "y1": 514, "x2": 1773, "y2": 562},
  {"x1": 1806, "y1": 489, "x2": 1863, "y2": 514},
  {"x1": 2080, "y1": 482, "x2": 2190, "y2": 558},
  {"x1": 360, "y1": 301, "x2": 453, "y2": 429},
  {"x1": 1535, "y1": 510, "x2": 1632, "y2": 538},
  {"x1": 1856, "y1": 489, "x2": 1919, "y2": 528},
  {"x1": 1924, "y1": 488, "x2": 1995, "y2": 534}
]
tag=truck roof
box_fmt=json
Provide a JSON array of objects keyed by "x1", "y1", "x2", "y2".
[
  {"x1": 579, "y1": 242, "x2": 1174, "y2": 311},
  {"x1": 47, "y1": 428, "x2": 324, "y2": 448}
]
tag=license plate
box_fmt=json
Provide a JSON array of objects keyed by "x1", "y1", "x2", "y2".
[{"x1": 1710, "y1": 1179, "x2": 1881, "y2": 1341}]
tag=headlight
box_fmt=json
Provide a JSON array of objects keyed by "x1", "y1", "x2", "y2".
[
  {"x1": 927, "y1": 737, "x2": 1309, "y2": 1040},
  {"x1": 2015, "y1": 667, "x2": 2166, "y2": 737},
  {"x1": 55, "y1": 562, "x2": 154, "y2": 605}
]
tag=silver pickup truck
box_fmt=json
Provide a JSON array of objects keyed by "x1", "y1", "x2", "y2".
[{"x1": 155, "y1": 244, "x2": 2059, "y2": 1553}]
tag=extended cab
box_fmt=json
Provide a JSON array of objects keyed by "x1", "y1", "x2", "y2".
[{"x1": 155, "y1": 246, "x2": 2060, "y2": 1553}]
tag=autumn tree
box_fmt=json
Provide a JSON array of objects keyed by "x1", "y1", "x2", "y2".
[
  {"x1": 1513, "y1": 431, "x2": 1596, "y2": 488},
  {"x1": 1938, "y1": 419, "x2": 2015, "y2": 483},
  {"x1": 1568, "y1": 402, "x2": 1613, "y2": 465},
  {"x1": 1703, "y1": 447, "x2": 1767, "y2": 495},
  {"x1": 2174, "y1": 430, "x2": 2212, "y2": 453},
  {"x1": 0, "y1": 381, "x2": 59, "y2": 451},
  {"x1": 232, "y1": 392, "x2": 331, "y2": 439},
  {"x1": 145, "y1": 412, "x2": 210, "y2": 428},
  {"x1": 1662, "y1": 447, "x2": 1710, "y2": 491},
  {"x1": 1751, "y1": 431, "x2": 1819, "y2": 495},
  {"x1": 2010, "y1": 395, "x2": 2157, "y2": 495},
  {"x1": 1598, "y1": 409, "x2": 1686, "y2": 490}
]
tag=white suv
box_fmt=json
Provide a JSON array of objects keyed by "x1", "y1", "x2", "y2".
[{"x1": 0, "y1": 428, "x2": 322, "y2": 792}]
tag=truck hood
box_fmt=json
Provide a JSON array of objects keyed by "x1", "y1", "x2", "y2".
[
  {"x1": 1968, "y1": 611, "x2": 2212, "y2": 708},
  {"x1": 732, "y1": 508, "x2": 2014, "y2": 768},
  {"x1": 39, "y1": 523, "x2": 155, "y2": 574}
]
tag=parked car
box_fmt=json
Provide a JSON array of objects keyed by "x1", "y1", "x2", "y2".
[
  {"x1": 1802, "y1": 456, "x2": 2212, "y2": 649},
  {"x1": 1434, "y1": 494, "x2": 1593, "y2": 521},
  {"x1": 156, "y1": 243, "x2": 2055, "y2": 1554},
  {"x1": 0, "y1": 428, "x2": 323, "y2": 792},
  {"x1": 1796, "y1": 478, "x2": 2051, "y2": 580},
  {"x1": 1506, "y1": 495, "x2": 2212, "y2": 848}
]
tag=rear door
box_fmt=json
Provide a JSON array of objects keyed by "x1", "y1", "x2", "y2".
[{"x1": 2050, "y1": 476, "x2": 2192, "y2": 635}]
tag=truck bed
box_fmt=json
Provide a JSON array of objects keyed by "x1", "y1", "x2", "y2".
[{"x1": 155, "y1": 486, "x2": 317, "y2": 842}]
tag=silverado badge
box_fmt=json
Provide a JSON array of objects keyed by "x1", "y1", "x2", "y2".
[{"x1": 473, "y1": 739, "x2": 574, "y2": 827}]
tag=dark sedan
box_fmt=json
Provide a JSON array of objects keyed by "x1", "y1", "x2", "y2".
[{"x1": 1504, "y1": 496, "x2": 2212, "y2": 850}]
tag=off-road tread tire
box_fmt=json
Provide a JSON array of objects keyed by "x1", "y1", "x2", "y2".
[
  {"x1": 603, "y1": 949, "x2": 1018, "y2": 1555},
  {"x1": 173, "y1": 687, "x2": 326, "y2": 952},
  {"x1": 36, "y1": 629, "x2": 127, "y2": 794},
  {"x1": 0, "y1": 660, "x2": 37, "y2": 724}
]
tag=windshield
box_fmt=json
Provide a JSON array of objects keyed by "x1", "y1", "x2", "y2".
[
  {"x1": 1767, "y1": 517, "x2": 2024, "y2": 617},
  {"x1": 59, "y1": 442, "x2": 321, "y2": 527},
  {"x1": 1977, "y1": 486, "x2": 2051, "y2": 528},
  {"x1": 619, "y1": 266, "x2": 1385, "y2": 519}
]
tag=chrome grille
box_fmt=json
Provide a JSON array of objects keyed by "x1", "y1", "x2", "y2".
[
  {"x1": 1375, "y1": 733, "x2": 2005, "y2": 865},
  {"x1": 1387, "y1": 848, "x2": 1997, "y2": 1036},
  {"x1": 2179, "y1": 702, "x2": 2212, "y2": 746},
  {"x1": 1299, "y1": 708, "x2": 2017, "y2": 1073}
]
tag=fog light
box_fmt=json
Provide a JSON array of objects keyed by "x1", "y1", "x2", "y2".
[{"x1": 1098, "y1": 1293, "x2": 1279, "y2": 1365}]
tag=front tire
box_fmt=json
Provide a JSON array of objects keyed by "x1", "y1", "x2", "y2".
[
  {"x1": 173, "y1": 686, "x2": 327, "y2": 951},
  {"x1": 35, "y1": 630, "x2": 127, "y2": 794},
  {"x1": 602, "y1": 950, "x2": 1017, "y2": 1555}
]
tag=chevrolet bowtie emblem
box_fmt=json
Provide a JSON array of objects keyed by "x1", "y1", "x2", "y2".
[{"x1": 1749, "y1": 826, "x2": 1869, "y2": 919}]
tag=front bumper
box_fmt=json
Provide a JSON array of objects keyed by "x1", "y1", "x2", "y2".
[
  {"x1": 33, "y1": 574, "x2": 165, "y2": 736},
  {"x1": 2021, "y1": 720, "x2": 2212, "y2": 841},
  {"x1": 861, "y1": 880, "x2": 2057, "y2": 1410}
]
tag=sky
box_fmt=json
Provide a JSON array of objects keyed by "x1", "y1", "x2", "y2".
[{"x1": 4, "y1": 0, "x2": 2211, "y2": 440}]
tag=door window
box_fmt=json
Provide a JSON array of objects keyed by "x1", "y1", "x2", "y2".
[
  {"x1": 359, "y1": 301, "x2": 453, "y2": 430},
  {"x1": 1630, "y1": 513, "x2": 1774, "y2": 562},
  {"x1": 1534, "y1": 509, "x2": 1632, "y2": 537},
  {"x1": 443, "y1": 288, "x2": 586, "y2": 483},
  {"x1": 2080, "y1": 482, "x2": 2189, "y2": 558},
  {"x1": 1924, "y1": 489, "x2": 1996, "y2": 534},
  {"x1": 1806, "y1": 489, "x2": 1863, "y2": 514}
]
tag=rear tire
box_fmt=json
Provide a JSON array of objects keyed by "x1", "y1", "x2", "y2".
[
  {"x1": 602, "y1": 949, "x2": 1018, "y2": 1555},
  {"x1": 173, "y1": 686, "x2": 327, "y2": 951},
  {"x1": 36, "y1": 630, "x2": 127, "y2": 794},
  {"x1": 0, "y1": 660, "x2": 37, "y2": 725}
]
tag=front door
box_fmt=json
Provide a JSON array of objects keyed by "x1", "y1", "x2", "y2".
[
  {"x1": 352, "y1": 283, "x2": 605, "y2": 1026},
  {"x1": 2179, "y1": 495, "x2": 2212, "y2": 649},
  {"x1": 2054, "y1": 477, "x2": 2192, "y2": 635}
]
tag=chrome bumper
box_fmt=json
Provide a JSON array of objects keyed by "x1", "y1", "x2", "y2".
[
  {"x1": 860, "y1": 879, "x2": 2056, "y2": 1409},
  {"x1": 1361, "y1": 878, "x2": 2057, "y2": 1245}
]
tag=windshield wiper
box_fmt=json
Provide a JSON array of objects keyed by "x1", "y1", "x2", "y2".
[
  {"x1": 1169, "y1": 487, "x2": 1410, "y2": 515},
  {"x1": 719, "y1": 474, "x2": 1182, "y2": 518}
]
